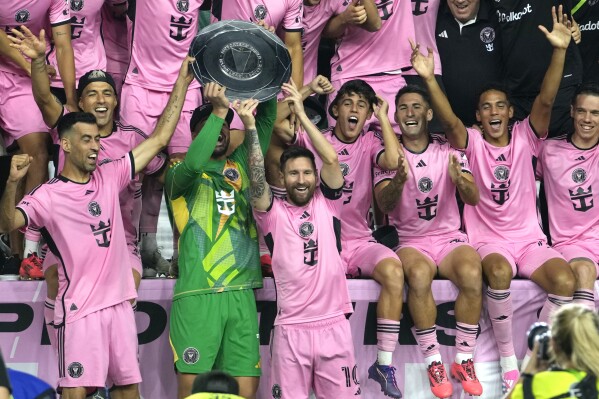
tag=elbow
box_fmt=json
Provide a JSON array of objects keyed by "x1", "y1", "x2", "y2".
[
  {"x1": 322, "y1": 153, "x2": 339, "y2": 168},
  {"x1": 463, "y1": 192, "x2": 480, "y2": 206},
  {"x1": 367, "y1": 19, "x2": 382, "y2": 32}
]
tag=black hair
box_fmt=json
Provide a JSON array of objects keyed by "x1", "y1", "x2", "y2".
[
  {"x1": 395, "y1": 84, "x2": 432, "y2": 108},
  {"x1": 57, "y1": 112, "x2": 97, "y2": 139},
  {"x1": 191, "y1": 371, "x2": 239, "y2": 394},
  {"x1": 328, "y1": 79, "x2": 377, "y2": 119},
  {"x1": 572, "y1": 83, "x2": 599, "y2": 106},
  {"x1": 280, "y1": 145, "x2": 317, "y2": 172},
  {"x1": 476, "y1": 83, "x2": 512, "y2": 107}
]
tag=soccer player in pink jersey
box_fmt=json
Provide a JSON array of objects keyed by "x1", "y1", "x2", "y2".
[
  {"x1": 412, "y1": 5, "x2": 577, "y2": 393},
  {"x1": 1, "y1": 0, "x2": 76, "y2": 276},
  {"x1": 274, "y1": 79, "x2": 405, "y2": 398},
  {"x1": 251, "y1": 82, "x2": 359, "y2": 398},
  {"x1": 0, "y1": 54, "x2": 194, "y2": 399},
  {"x1": 537, "y1": 83, "x2": 599, "y2": 311},
  {"x1": 374, "y1": 85, "x2": 483, "y2": 398},
  {"x1": 323, "y1": 0, "x2": 415, "y2": 130}
]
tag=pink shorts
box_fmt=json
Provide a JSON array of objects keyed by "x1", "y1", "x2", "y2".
[
  {"x1": 329, "y1": 73, "x2": 407, "y2": 131},
  {"x1": 0, "y1": 71, "x2": 49, "y2": 147},
  {"x1": 57, "y1": 301, "x2": 141, "y2": 388},
  {"x1": 120, "y1": 83, "x2": 199, "y2": 154},
  {"x1": 399, "y1": 232, "x2": 474, "y2": 266},
  {"x1": 554, "y1": 241, "x2": 599, "y2": 273},
  {"x1": 271, "y1": 316, "x2": 360, "y2": 399},
  {"x1": 476, "y1": 240, "x2": 566, "y2": 279},
  {"x1": 343, "y1": 238, "x2": 399, "y2": 278}
]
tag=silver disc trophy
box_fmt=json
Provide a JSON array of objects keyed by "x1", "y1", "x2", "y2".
[{"x1": 189, "y1": 20, "x2": 292, "y2": 101}]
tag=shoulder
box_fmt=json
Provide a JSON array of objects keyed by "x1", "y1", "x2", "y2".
[{"x1": 116, "y1": 121, "x2": 149, "y2": 139}]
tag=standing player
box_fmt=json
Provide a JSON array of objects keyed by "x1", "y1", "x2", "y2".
[
  {"x1": 374, "y1": 85, "x2": 483, "y2": 398},
  {"x1": 0, "y1": 56, "x2": 195, "y2": 399},
  {"x1": 274, "y1": 80, "x2": 405, "y2": 398},
  {"x1": 412, "y1": 6, "x2": 577, "y2": 392},
  {"x1": 165, "y1": 83, "x2": 276, "y2": 399},
  {"x1": 1, "y1": 0, "x2": 76, "y2": 274},
  {"x1": 251, "y1": 83, "x2": 359, "y2": 398},
  {"x1": 537, "y1": 83, "x2": 599, "y2": 311},
  {"x1": 101, "y1": 1, "x2": 129, "y2": 99}
]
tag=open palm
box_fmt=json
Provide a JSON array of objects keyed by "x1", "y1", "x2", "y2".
[{"x1": 539, "y1": 5, "x2": 572, "y2": 50}]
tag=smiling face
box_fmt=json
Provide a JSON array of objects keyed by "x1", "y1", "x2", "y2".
[
  {"x1": 332, "y1": 92, "x2": 373, "y2": 142},
  {"x1": 447, "y1": 0, "x2": 480, "y2": 23},
  {"x1": 395, "y1": 92, "x2": 433, "y2": 139},
  {"x1": 78, "y1": 82, "x2": 117, "y2": 132},
  {"x1": 282, "y1": 156, "x2": 317, "y2": 207},
  {"x1": 476, "y1": 89, "x2": 513, "y2": 145},
  {"x1": 62, "y1": 122, "x2": 101, "y2": 173},
  {"x1": 571, "y1": 94, "x2": 599, "y2": 145}
]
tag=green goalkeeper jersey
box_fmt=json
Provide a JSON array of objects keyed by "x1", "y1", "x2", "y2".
[{"x1": 166, "y1": 99, "x2": 276, "y2": 299}]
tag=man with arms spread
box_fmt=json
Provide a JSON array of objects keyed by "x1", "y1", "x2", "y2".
[
  {"x1": 412, "y1": 6, "x2": 576, "y2": 392},
  {"x1": 374, "y1": 85, "x2": 483, "y2": 398},
  {"x1": 165, "y1": 83, "x2": 276, "y2": 399},
  {"x1": 274, "y1": 79, "x2": 404, "y2": 398},
  {"x1": 0, "y1": 56, "x2": 195, "y2": 399},
  {"x1": 537, "y1": 83, "x2": 599, "y2": 311},
  {"x1": 250, "y1": 82, "x2": 359, "y2": 398}
]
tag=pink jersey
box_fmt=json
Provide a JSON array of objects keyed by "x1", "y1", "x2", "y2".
[
  {"x1": 101, "y1": 2, "x2": 129, "y2": 73},
  {"x1": 463, "y1": 117, "x2": 547, "y2": 243},
  {"x1": 48, "y1": 0, "x2": 108, "y2": 88},
  {"x1": 403, "y1": 0, "x2": 442, "y2": 76},
  {"x1": 254, "y1": 188, "x2": 352, "y2": 325},
  {"x1": 294, "y1": 127, "x2": 384, "y2": 242},
  {"x1": 301, "y1": 0, "x2": 346, "y2": 85},
  {"x1": 212, "y1": 0, "x2": 303, "y2": 32},
  {"x1": 125, "y1": 0, "x2": 203, "y2": 91},
  {"x1": 373, "y1": 135, "x2": 471, "y2": 238},
  {"x1": 0, "y1": 0, "x2": 71, "y2": 76},
  {"x1": 330, "y1": 0, "x2": 415, "y2": 81},
  {"x1": 538, "y1": 135, "x2": 599, "y2": 246},
  {"x1": 17, "y1": 154, "x2": 137, "y2": 326}
]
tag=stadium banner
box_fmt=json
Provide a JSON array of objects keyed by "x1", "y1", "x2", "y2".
[{"x1": 1, "y1": 279, "x2": 596, "y2": 399}]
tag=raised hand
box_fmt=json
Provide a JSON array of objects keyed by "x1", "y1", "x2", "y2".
[
  {"x1": 256, "y1": 19, "x2": 276, "y2": 34},
  {"x1": 373, "y1": 95, "x2": 390, "y2": 121},
  {"x1": 409, "y1": 38, "x2": 434, "y2": 80},
  {"x1": 308, "y1": 75, "x2": 334, "y2": 95},
  {"x1": 204, "y1": 82, "x2": 230, "y2": 113},
  {"x1": 8, "y1": 26, "x2": 46, "y2": 60},
  {"x1": 448, "y1": 154, "x2": 462, "y2": 184},
  {"x1": 177, "y1": 55, "x2": 196, "y2": 85},
  {"x1": 538, "y1": 5, "x2": 572, "y2": 50},
  {"x1": 282, "y1": 80, "x2": 305, "y2": 116},
  {"x1": 395, "y1": 147, "x2": 409, "y2": 184},
  {"x1": 9, "y1": 154, "x2": 32, "y2": 183},
  {"x1": 232, "y1": 99, "x2": 259, "y2": 129},
  {"x1": 342, "y1": 0, "x2": 368, "y2": 25}
]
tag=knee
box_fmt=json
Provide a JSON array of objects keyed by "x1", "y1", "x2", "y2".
[
  {"x1": 547, "y1": 260, "x2": 576, "y2": 295},
  {"x1": 483, "y1": 260, "x2": 513, "y2": 288},
  {"x1": 375, "y1": 259, "x2": 404, "y2": 291},
  {"x1": 406, "y1": 265, "x2": 433, "y2": 293},
  {"x1": 454, "y1": 261, "x2": 483, "y2": 294},
  {"x1": 570, "y1": 260, "x2": 598, "y2": 287}
]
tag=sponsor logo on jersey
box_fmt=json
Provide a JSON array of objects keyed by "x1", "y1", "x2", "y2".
[
  {"x1": 580, "y1": 20, "x2": 599, "y2": 31},
  {"x1": 68, "y1": 362, "x2": 84, "y2": 378},
  {"x1": 88, "y1": 201, "x2": 102, "y2": 217},
  {"x1": 496, "y1": 3, "x2": 532, "y2": 23},
  {"x1": 183, "y1": 347, "x2": 199, "y2": 364}
]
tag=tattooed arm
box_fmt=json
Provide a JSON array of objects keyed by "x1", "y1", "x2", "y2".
[
  {"x1": 235, "y1": 100, "x2": 273, "y2": 211},
  {"x1": 374, "y1": 148, "x2": 409, "y2": 214}
]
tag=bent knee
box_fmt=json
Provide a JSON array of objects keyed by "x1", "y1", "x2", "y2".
[{"x1": 570, "y1": 259, "x2": 598, "y2": 286}]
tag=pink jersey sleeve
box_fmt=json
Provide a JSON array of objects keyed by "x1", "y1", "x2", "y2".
[
  {"x1": 282, "y1": 0, "x2": 302, "y2": 30},
  {"x1": 17, "y1": 185, "x2": 51, "y2": 229},
  {"x1": 100, "y1": 152, "x2": 135, "y2": 191},
  {"x1": 49, "y1": 0, "x2": 72, "y2": 25}
]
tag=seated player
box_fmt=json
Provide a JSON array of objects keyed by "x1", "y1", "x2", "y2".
[
  {"x1": 250, "y1": 82, "x2": 359, "y2": 398},
  {"x1": 537, "y1": 83, "x2": 599, "y2": 311},
  {"x1": 412, "y1": 5, "x2": 577, "y2": 392},
  {"x1": 374, "y1": 85, "x2": 483, "y2": 398}
]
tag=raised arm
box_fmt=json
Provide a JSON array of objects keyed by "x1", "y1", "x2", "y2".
[
  {"x1": 449, "y1": 154, "x2": 479, "y2": 205},
  {"x1": 0, "y1": 155, "x2": 30, "y2": 233},
  {"x1": 51, "y1": 23, "x2": 77, "y2": 111},
  {"x1": 284, "y1": 82, "x2": 344, "y2": 189},
  {"x1": 373, "y1": 95, "x2": 401, "y2": 170},
  {"x1": 0, "y1": 30, "x2": 31, "y2": 75},
  {"x1": 9, "y1": 27, "x2": 63, "y2": 127},
  {"x1": 374, "y1": 148, "x2": 408, "y2": 213},
  {"x1": 529, "y1": 5, "x2": 572, "y2": 137},
  {"x1": 323, "y1": 0, "x2": 381, "y2": 38},
  {"x1": 410, "y1": 38, "x2": 468, "y2": 149},
  {"x1": 285, "y1": 31, "x2": 304, "y2": 90}
]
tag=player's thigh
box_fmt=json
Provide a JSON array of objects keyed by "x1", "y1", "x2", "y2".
[
  {"x1": 270, "y1": 325, "x2": 312, "y2": 399},
  {"x1": 107, "y1": 301, "x2": 141, "y2": 387},
  {"x1": 343, "y1": 239, "x2": 398, "y2": 278},
  {"x1": 438, "y1": 243, "x2": 482, "y2": 288},
  {"x1": 555, "y1": 242, "x2": 599, "y2": 284},
  {"x1": 477, "y1": 243, "x2": 517, "y2": 283}
]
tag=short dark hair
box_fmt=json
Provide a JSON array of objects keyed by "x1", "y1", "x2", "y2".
[
  {"x1": 476, "y1": 83, "x2": 512, "y2": 107},
  {"x1": 191, "y1": 371, "x2": 239, "y2": 394},
  {"x1": 395, "y1": 84, "x2": 431, "y2": 108},
  {"x1": 57, "y1": 112, "x2": 97, "y2": 139},
  {"x1": 328, "y1": 79, "x2": 377, "y2": 119},
  {"x1": 572, "y1": 83, "x2": 599, "y2": 106},
  {"x1": 280, "y1": 145, "x2": 317, "y2": 172}
]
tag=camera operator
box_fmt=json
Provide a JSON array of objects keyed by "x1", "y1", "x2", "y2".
[{"x1": 507, "y1": 304, "x2": 599, "y2": 399}]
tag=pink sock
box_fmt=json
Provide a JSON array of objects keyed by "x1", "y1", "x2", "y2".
[
  {"x1": 44, "y1": 298, "x2": 57, "y2": 353},
  {"x1": 139, "y1": 176, "x2": 162, "y2": 234},
  {"x1": 377, "y1": 318, "x2": 400, "y2": 352},
  {"x1": 539, "y1": 294, "x2": 572, "y2": 324},
  {"x1": 455, "y1": 322, "x2": 478, "y2": 356},
  {"x1": 415, "y1": 326, "x2": 440, "y2": 358},
  {"x1": 573, "y1": 289, "x2": 595, "y2": 310},
  {"x1": 486, "y1": 288, "x2": 515, "y2": 357}
]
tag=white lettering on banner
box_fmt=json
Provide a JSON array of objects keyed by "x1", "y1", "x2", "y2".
[
  {"x1": 496, "y1": 4, "x2": 532, "y2": 23},
  {"x1": 2, "y1": 280, "x2": 598, "y2": 398},
  {"x1": 580, "y1": 20, "x2": 599, "y2": 31}
]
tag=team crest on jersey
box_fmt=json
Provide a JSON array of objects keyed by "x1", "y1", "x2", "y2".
[
  {"x1": 183, "y1": 347, "x2": 199, "y2": 364},
  {"x1": 70, "y1": 0, "x2": 84, "y2": 11},
  {"x1": 68, "y1": 362, "x2": 84, "y2": 378},
  {"x1": 417, "y1": 177, "x2": 433, "y2": 193},
  {"x1": 272, "y1": 384, "x2": 282, "y2": 399},
  {"x1": 224, "y1": 167, "x2": 240, "y2": 182},
  {"x1": 299, "y1": 222, "x2": 314, "y2": 238},
  {"x1": 494, "y1": 165, "x2": 510, "y2": 181},
  {"x1": 176, "y1": 0, "x2": 189, "y2": 12},
  {"x1": 88, "y1": 201, "x2": 102, "y2": 217},
  {"x1": 572, "y1": 168, "x2": 587, "y2": 184},
  {"x1": 480, "y1": 27, "x2": 495, "y2": 44},
  {"x1": 254, "y1": 4, "x2": 268, "y2": 20},
  {"x1": 340, "y1": 162, "x2": 350, "y2": 177},
  {"x1": 15, "y1": 9, "x2": 30, "y2": 23}
]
